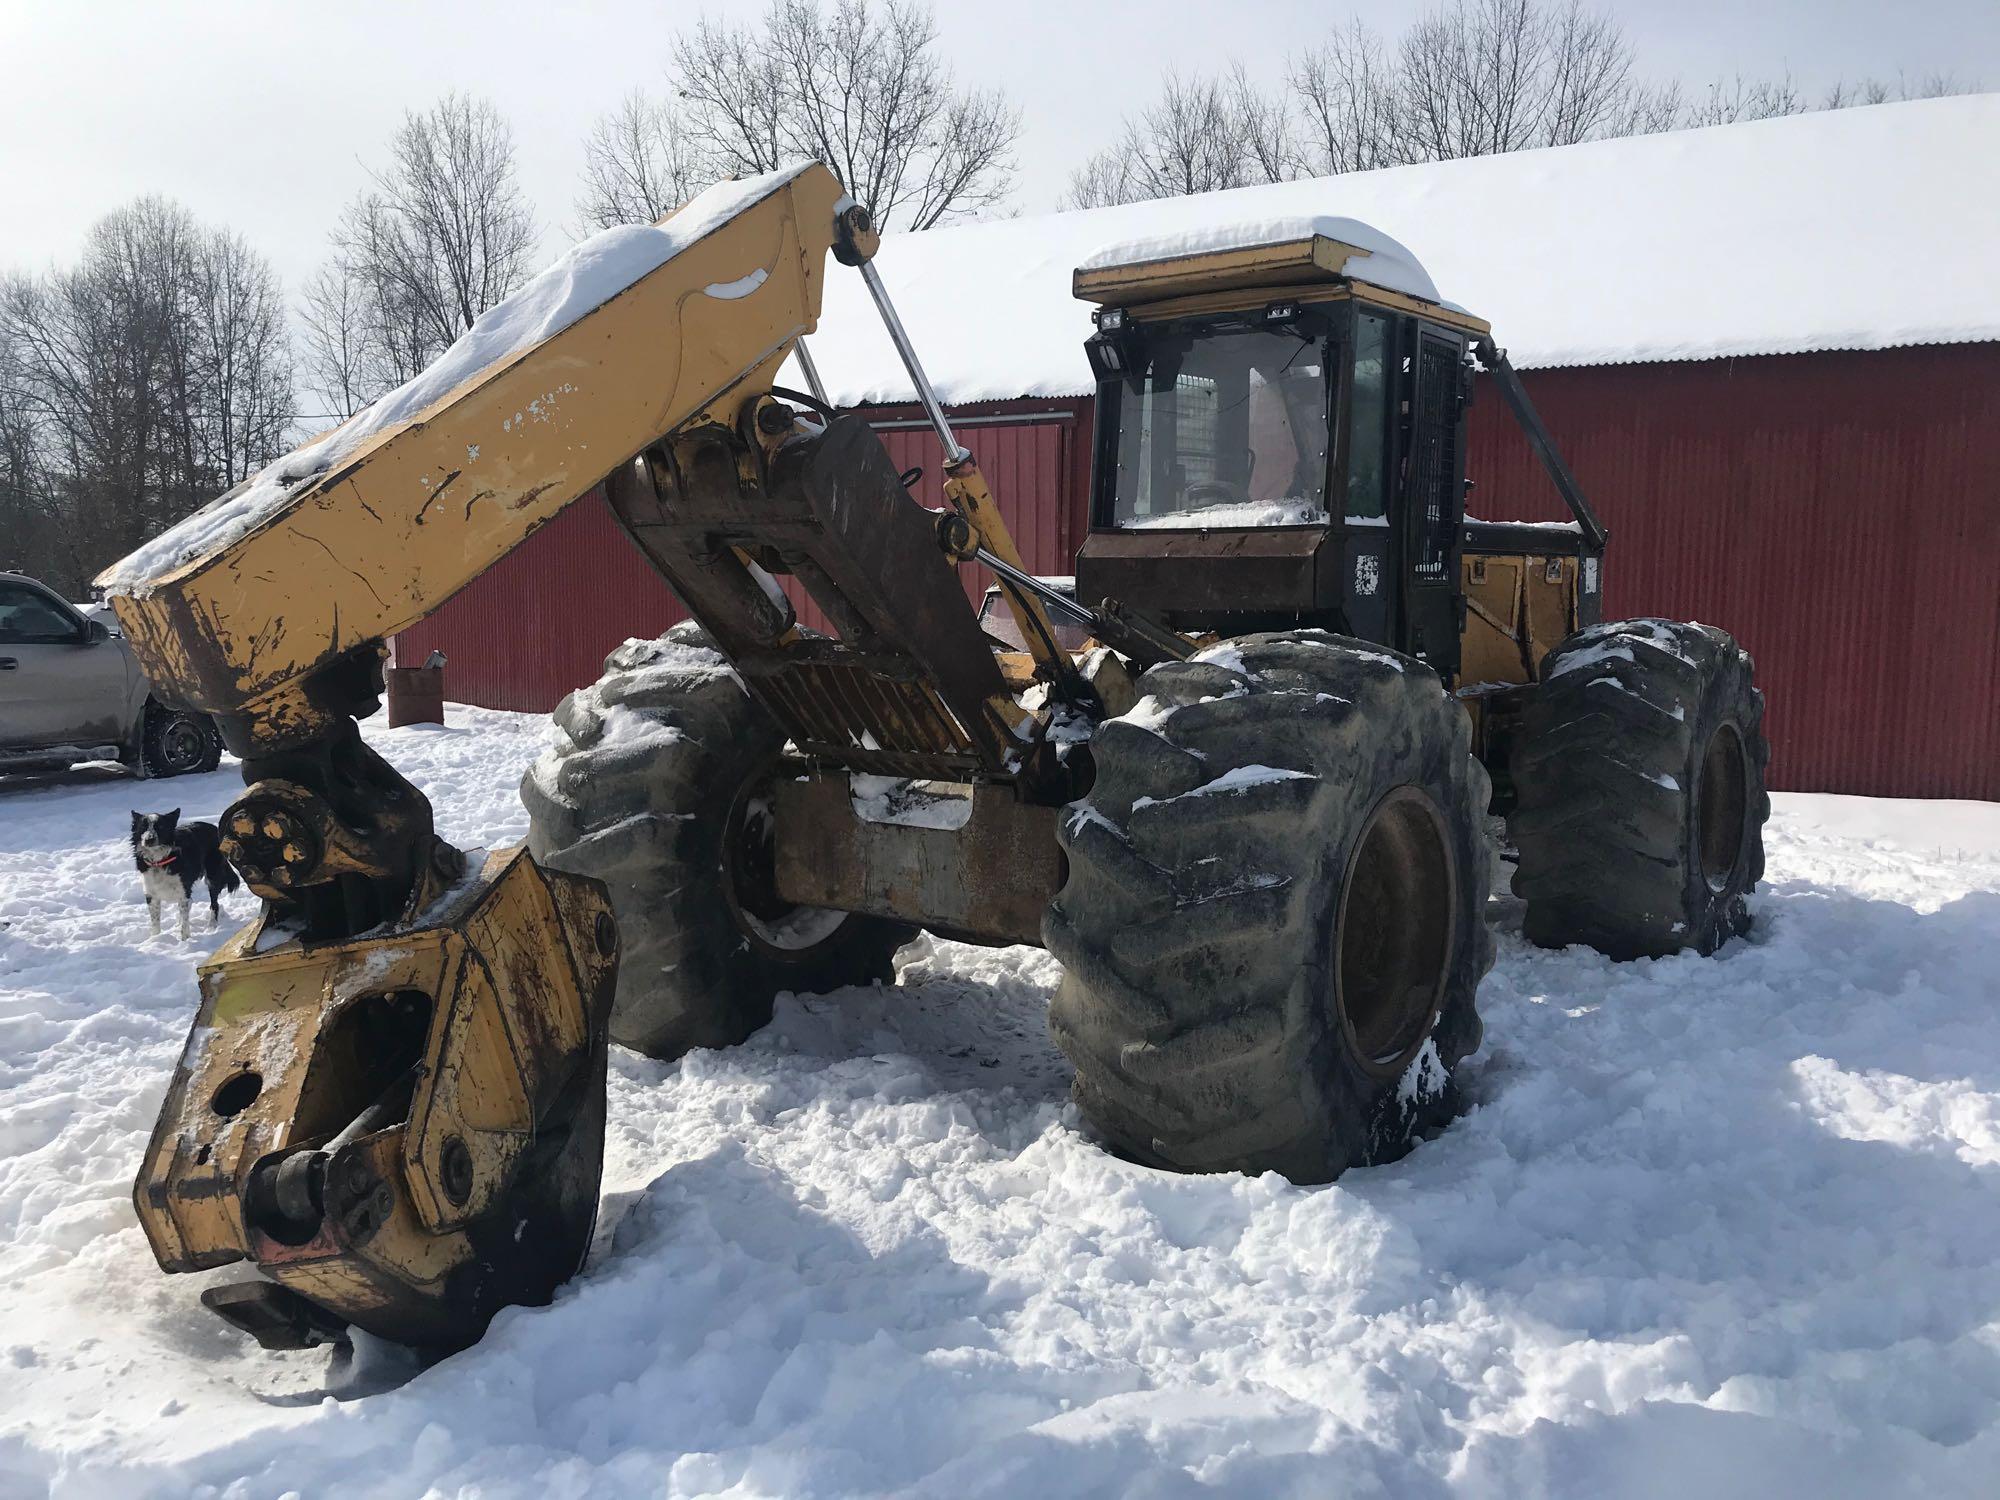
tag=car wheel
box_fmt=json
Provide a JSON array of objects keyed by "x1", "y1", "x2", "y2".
[{"x1": 142, "y1": 703, "x2": 223, "y2": 777}]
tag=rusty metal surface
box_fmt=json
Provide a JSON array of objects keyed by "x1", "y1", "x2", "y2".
[
  {"x1": 771, "y1": 772, "x2": 1064, "y2": 946},
  {"x1": 132, "y1": 847, "x2": 617, "y2": 1349},
  {"x1": 1459, "y1": 552, "x2": 1580, "y2": 688},
  {"x1": 849, "y1": 403, "x2": 1083, "y2": 622},
  {"x1": 602, "y1": 414, "x2": 1031, "y2": 780},
  {"x1": 1077, "y1": 526, "x2": 1330, "y2": 620},
  {"x1": 384, "y1": 665, "x2": 445, "y2": 728}
]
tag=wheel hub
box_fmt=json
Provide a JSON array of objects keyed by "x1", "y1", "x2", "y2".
[
  {"x1": 721, "y1": 766, "x2": 847, "y2": 955},
  {"x1": 1334, "y1": 785, "x2": 1457, "y2": 1078},
  {"x1": 1698, "y1": 723, "x2": 1748, "y2": 890},
  {"x1": 159, "y1": 716, "x2": 205, "y2": 771}
]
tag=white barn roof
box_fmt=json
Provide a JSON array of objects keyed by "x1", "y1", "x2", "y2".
[{"x1": 798, "y1": 94, "x2": 2000, "y2": 407}]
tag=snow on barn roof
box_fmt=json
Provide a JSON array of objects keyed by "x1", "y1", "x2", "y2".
[{"x1": 798, "y1": 94, "x2": 2000, "y2": 406}]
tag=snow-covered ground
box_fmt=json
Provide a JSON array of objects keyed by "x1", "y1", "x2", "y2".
[{"x1": 2, "y1": 705, "x2": 1996, "y2": 1497}]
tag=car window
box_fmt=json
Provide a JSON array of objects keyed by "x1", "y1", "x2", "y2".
[{"x1": 0, "y1": 582, "x2": 82, "y2": 644}]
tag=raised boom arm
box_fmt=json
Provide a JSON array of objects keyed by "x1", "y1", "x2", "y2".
[{"x1": 102, "y1": 162, "x2": 853, "y2": 733}]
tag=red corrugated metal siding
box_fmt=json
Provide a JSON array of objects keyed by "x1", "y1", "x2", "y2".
[
  {"x1": 396, "y1": 488, "x2": 689, "y2": 712},
  {"x1": 1466, "y1": 346, "x2": 2000, "y2": 799}
]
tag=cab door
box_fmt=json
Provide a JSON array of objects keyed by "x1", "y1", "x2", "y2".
[{"x1": 1397, "y1": 323, "x2": 1468, "y2": 679}]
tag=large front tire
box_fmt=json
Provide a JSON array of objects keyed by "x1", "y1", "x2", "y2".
[
  {"x1": 521, "y1": 624, "x2": 908, "y2": 1060},
  {"x1": 1045, "y1": 633, "x2": 1495, "y2": 1184},
  {"x1": 1508, "y1": 618, "x2": 1770, "y2": 959}
]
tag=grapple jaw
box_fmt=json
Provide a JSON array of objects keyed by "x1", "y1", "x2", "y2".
[{"x1": 132, "y1": 846, "x2": 618, "y2": 1352}]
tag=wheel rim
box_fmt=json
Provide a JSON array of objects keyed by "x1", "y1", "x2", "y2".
[
  {"x1": 1334, "y1": 785, "x2": 1457, "y2": 1079},
  {"x1": 157, "y1": 715, "x2": 206, "y2": 773},
  {"x1": 721, "y1": 764, "x2": 849, "y2": 956},
  {"x1": 1697, "y1": 723, "x2": 1748, "y2": 891}
]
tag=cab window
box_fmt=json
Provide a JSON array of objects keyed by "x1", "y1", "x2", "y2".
[
  {"x1": 1346, "y1": 312, "x2": 1391, "y2": 520},
  {"x1": 1111, "y1": 328, "x2": 1328, "y2": 529}
]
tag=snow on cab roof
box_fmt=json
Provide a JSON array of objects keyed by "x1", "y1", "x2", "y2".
[
  {"x1": 799, "y1": 94, "x2": 2000, "y2": 407},
  {"x1": 1075, "y1": 215, "x2": 1444, "y2": 305}
]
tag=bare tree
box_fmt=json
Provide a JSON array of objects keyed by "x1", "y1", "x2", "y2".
[
  {"x1": 670, "y1": 9, "x2": 792, "y2": 178},
  {"x1": 1085, "y1": 2, "x2": 1669, "y2": 202},
  {"x1": 302, "y1": 93, "x2": 539, "y2": 418},
  {"x1": 1060, "y1": 151, "x2": 1142, "y2": 214},
  {"x1": 1683, "y1": 73, "x2": 1806, "y2": 127},
  {"x1": 1229, "y1": 63, "x2": 1300, "y2": 186},
  {"x1": 354, "y1": 93, "x2": 540, "y2": 352},
  {"x1": 1062, "y1": 70, "x2": 1292, "y2": 209},
  {"x1": 1820, "y1": 70, "x2": 1980, "y2": 111},
  {"x1": 187, "y1": 227, "x2": 293, "y2": 490},
  {"x1": 1686, "y1": 69, "x2": 1977, "y2": 128},
  {"x1": 634, "y1": 0, "x2": 1016, "y2": 231},
  {"x1": 1540, "y1": 1, "x2": 1638, "y2": 144},
  {"x1": 297, "y1": 259, "x2": 374, "y2": 423},
  {"x1": 0, "y1": 302, "x2": 58, "y2": 579},
  {"x1": 0, "y1": 200, "x2": 293, "y2": 593},
  {"x1": 1292, "y1": 20, "x2": 1406, "y2": 175},
  {"x1": 1396, "y1": 0, "x2": 1652, "y2": 158},
  {"x1": 575, "y1": 90, "x2": 703, "y2": 233},
  {"x1": 1603, "y1": 79, "x2": 1686, "y2": 138}
]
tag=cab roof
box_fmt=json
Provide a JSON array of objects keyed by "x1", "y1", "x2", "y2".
[{"x1": 1073, "y1": 218, "x2": 1444, "y2": 309}]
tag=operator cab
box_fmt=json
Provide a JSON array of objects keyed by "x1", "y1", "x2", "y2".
[{"x1": 1072, "y1": 225, "x2": 1602, "y2": 685}]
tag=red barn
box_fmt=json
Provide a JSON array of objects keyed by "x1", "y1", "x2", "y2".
[{"x1": 401, "y1": 97, "x2": 2000, "y2": 799}]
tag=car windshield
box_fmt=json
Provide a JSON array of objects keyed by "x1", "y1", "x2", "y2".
[{"x1": 1109, "y1": 327, "x2": 1329, "y2": 529}]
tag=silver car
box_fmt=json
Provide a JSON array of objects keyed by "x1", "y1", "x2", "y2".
[{"x1": 0, "y1": 571, "x2": 222, "y2": 778}]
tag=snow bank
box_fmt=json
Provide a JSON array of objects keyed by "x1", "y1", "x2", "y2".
[
  {"x1": 795, "y1": 95, "x2": 2000, "y2": 406},
  {"x1": 3, "y1": 708, "x2": 1999, "y2": 1494},
  {"x1": 99, "y1": 163, "x2": 819, "y2": 597},
  {"x1": 1079, "y1": 214, "x2": 1441, "y2": 303}
]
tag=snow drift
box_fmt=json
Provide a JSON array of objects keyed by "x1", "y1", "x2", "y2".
[{"x1": 1, "y1": 705, "x2": 1997, "y2": 1495}]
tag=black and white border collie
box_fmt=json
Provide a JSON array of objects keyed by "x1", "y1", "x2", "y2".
[{"x1": 131, "y1": 809, "x2": 241, "y2": 940}]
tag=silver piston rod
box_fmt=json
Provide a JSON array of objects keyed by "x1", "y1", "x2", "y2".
[{"x1": 856, "y1": 259, "x2": 970, "y2": 466}]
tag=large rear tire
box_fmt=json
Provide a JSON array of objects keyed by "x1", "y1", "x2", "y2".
[
  {"x1": 1508, "y1": 618, "x2": 1770, "y2": 959},
  {"x1": 1045, "y1": 633, "x2": 1495, "y2": 1184},
  {"x1": 521, "y1": 623, "x2": 909, "y2": 1060}
]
